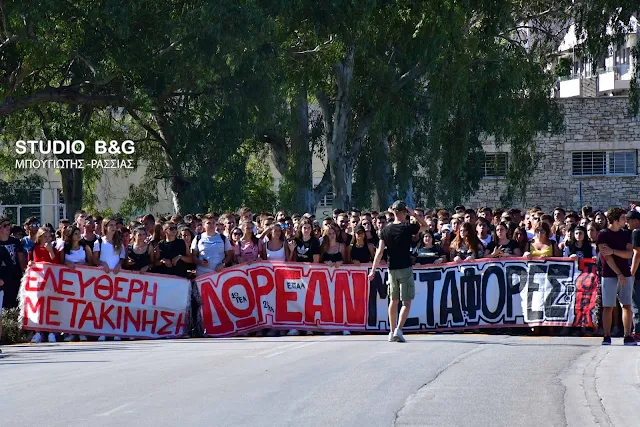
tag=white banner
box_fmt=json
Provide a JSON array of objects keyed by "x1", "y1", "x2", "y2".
[{"x1": 19, "y1": 263, "x2": 191, "y2": 339}]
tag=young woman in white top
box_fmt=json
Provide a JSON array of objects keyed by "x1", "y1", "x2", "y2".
[
  {"x1": 60, "y1": 225, "x2": 92, "y2": 342},
  {"x1": 92, "y1": 217, "x2": 125, "y2": 342},
  {"x1": 264, "y1": 223, "x2": 289, "y2": 261}
]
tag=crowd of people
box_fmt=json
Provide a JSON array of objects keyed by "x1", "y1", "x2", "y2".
[{"x1": 1, "y1": 202, "x2": 640, "y2": 348}]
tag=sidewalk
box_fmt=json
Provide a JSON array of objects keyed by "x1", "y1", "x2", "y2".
[{"x1": 563, "y1": 344, "x2": 640, "y2": 426}]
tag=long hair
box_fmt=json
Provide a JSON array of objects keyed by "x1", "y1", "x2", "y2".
[
  {"x1": 296, "y1": 219, "x2": 314, "y2": 240},
  {"x1": 240, "y1": 220, "x2": 258, "y2": 245},
  {"x1": 266, "y1": 223, "x2": 285, "y2": 242},
  {"x1": 102, "y1": 216, "x2": 123, "y2": 252},
  {"x1": 63, "y1": 225, "x2": 81, "y2": 254},
  {"x1": 34, "y1": 227, "x2": 49, "y2": 246},
  {"x1": 320, "y1": 225, "x2": 339, "y2": 254},
  {"x1": 416, "y1": 230, "x2": 435, "y2": 249},
  {"x1": 452, "y1": 222, "x2": 481, "y2": 252}
]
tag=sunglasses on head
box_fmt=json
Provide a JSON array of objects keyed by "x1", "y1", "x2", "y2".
[{"x1": 30, "y1": 222, "x2": 40, "y2": 227}]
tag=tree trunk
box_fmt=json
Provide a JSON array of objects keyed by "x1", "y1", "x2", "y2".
[
  {"x1": 60, "y1": 165, "x2": 83, "y2": 220},
  {"x1": 154, "y1": 109, "x2": 186, "y2": 215},
  {"x1": 289, "y1": 86, "x2": 314, "y2": 214},
  {"x1": 327, "y1": 46, "x2": 355, "y2": 210},
  {"x1": 372, "y1": 134, "x2": 395, "y2": 211}
]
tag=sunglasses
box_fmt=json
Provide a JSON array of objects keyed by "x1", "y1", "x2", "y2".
[
  {"x1": 29, "y1": 223, "x2": 40, "y2": 227},
  {"x1": 1, "y1": 223, "x2": 10, "y2": 228},
  {"x1": 233, "y1": 232, "x2": 243, "y2": 236},
  {"x1": 166, "y1": 226, "x2": 177, "y2": 231},
  {"x1": 535, "y1": 229, "x2": 546, "y2": 234}
]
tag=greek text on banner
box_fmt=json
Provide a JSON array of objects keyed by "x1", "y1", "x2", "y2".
[
  {"x1": 195, "y1": 258, "x2": 598, "y2": 337},
  {"x1": 19, "y1": 263, "x2": 191, "y2": 339}
]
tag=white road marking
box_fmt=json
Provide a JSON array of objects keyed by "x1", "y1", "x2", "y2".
[
  {"x1": 265, "y1": 337, "x2": 335, "y2": 358},
  {"x1": 97, "y1": 402, "x2": 131, "y2": 417}
]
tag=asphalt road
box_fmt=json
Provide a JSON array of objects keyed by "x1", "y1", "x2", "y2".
[{"x1": 1, "y1": 333, "x2": 638, "y2": 427}]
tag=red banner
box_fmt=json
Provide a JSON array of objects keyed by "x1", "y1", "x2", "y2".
[
  {"x1": 195, "y1": 259, "x2": 599, "y2": 337},
  {"x1": 19, "y1": 263, "x2": 191, "y2": 339}
]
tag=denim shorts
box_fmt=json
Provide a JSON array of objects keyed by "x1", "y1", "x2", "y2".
[{"x1": 601, "y1": 276, "x2": 633, "y2": 307}]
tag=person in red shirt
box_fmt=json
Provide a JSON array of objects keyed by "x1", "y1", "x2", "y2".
[
  {"x1": 26, "y1": 227, "x2": 59, "y2": 343},
  {"x1": 27, "y1": 227, "x2": 59, "y2": 264}
]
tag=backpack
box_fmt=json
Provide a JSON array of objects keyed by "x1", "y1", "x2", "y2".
[{"x1": 194, "y1": 233, "x2": 227, "y2": 262}]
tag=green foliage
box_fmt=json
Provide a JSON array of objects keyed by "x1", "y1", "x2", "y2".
[
  {"x1": 0, "y1": 174, "x2": 45, "y2": 221},
  {"x1": 1, "y1": 0, "x2": 638, "y2": 214},
  {"x1": 1, "y1": 308, "x2": 31, "y2": 344}
]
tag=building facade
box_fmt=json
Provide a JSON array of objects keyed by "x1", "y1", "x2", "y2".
[{"x1": 464, "y1": 96, "x2": 640, "y2": 211}]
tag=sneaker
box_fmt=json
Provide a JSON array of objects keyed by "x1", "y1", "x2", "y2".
[
  {"x1": 98, "y1": 336, "x2": 106, "y2": 341},
  {"x1": 47, "y1": 333, "x2": 57, "y2": 343},
  {"x1": 602, "y1": 336, "x2": 612, "y2": 346},
  {"x1": 388, "y1": 332, "x2": 395, "y2": 342},
  {"x1": 79, "y1": 335, "x2": 88, "y2": 342},
  {"x1": 342, "y1": 330, "x2": 351, "y2": 335},
  {"x1": 287, "y1": 329, "x2": 300, "y2": 336},
  {"x1": 623, "y1": 336, "x2": 637, "y2": 346},
  {"x1": 393, "y1": 328, "x2": 406, "y2": 343},
  {"x1": 632, "y1": 333, "x2": 640, "y2": 342},
  {"x1": 31, "y1": 333, "x2": 43, "y2": 343},
  {"x1": 113, "y1": 336, "x2": 121, "y2": 341},
  {"x1": 129, "y1": 337, "x2": 135, "y2": 341},
  {"x1": 64, "y1": 334, "x2": 75, "y2": 342},
  {"x1": 305, "y1": 331, "x2": 314, "y2": 336}
]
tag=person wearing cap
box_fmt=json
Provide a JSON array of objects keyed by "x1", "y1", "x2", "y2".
[
  {"x1": 627, "y1": 209, "x2": 640, "y2": 341},
  {"x1": 368, "y1": 200, "x2": 428, "y2": 343}
]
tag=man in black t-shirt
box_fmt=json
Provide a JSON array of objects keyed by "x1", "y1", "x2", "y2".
[
  {"x1": 0, "y1": 217, "x2": 25, "y2": 310},
  {"x1": 627, "y1": 210, "x2": 640, "y2": 341},
  {"x1": 155, "y1": 222, "x2": 188, "y2": 277},
  {"x1": 368, "y1": 201, "x2": 427, "y2": 342}
]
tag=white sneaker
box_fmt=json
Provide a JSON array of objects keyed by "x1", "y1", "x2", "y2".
[
  {"x1": 64, "y1": 334, "x2": 75, "y2": 342},
  {"x1": 79, "y1": 335, "x2": 88, "y2": 342},
  {"x1": 31, "y1": 333, "x2": 43, "y2": 343},
  {"x1": 388, "y1": 332, "x2": 395, "y2": 342},
  {"x1": 342, "y1": 330, "x2": 351, "y2": 335},
  {"x1": 47, "y1": 333, "x2": 57, "y2": 343},
  {"x1": 113, "y1": 336, "x2": 121, "y2": 341},
  {"x1": 287, "y1": 329, "x2": 300, "y2": 336},
  {"x1": 98, "y1": 336, "x2": 106, "y2": 341},
  {"x1": 393, "y1": 328, "x2": 406, "y2": 343}
]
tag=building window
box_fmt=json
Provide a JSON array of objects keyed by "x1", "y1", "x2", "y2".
[
  {"x1": 318, "y1": 191, "x2": 333, "y2": 208},
  {"x1": 572, "y1": 150, "x2": 636, "y2": 176},
  {"x1": 482, "y1": 153, "x2": 508, "y2": 178}
]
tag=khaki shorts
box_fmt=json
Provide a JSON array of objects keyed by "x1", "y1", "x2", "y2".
[{"x1": 388, "y1": 267, "x2": 415, "y2": 301}]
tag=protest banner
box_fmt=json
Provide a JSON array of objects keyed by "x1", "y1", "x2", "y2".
[
  {"x1": 195, "y1": 258, "x2": 599, "y2": 337},
  {"x1": 19, "y1": 263, "x2": 191, "y2": 339}
]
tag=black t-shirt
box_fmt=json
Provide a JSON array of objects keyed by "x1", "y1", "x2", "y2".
[
  {"x1": 487, "y1": 240, "x2": 519, "y2": 256},
  {"x1": 157, "y1": 239, "x2": 187, "y2": 277},
  {"x1": 0, "y1": 236, "x2": 23, "y2": 278},
  {"x1": 380, "y1": 222, "x2": 421, "y2": 270},
  {"x1": 632, "y1": 229, "x2": 640, "y2": 280},
  {"x1": 295, "y1": 237, "x2": 320, "y2": 263},
  {"x1": 0, "y1": 236, "x2": 24, "y2": 309},
  {"x1": 566, "y1": 241, "x2": 594, "y2": 260},
  {"x1": 413, "y1": 245, "x2": 445, "y2": 265}
]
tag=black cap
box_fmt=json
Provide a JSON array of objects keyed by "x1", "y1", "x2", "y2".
[
  {"x1": 627, "y1": 210, "x2": 640, "y2": 220},
  {"x1": 391, "y1": 200, "x2": 407, "y2": 211},
  {"x1": 354, "y1": 225, "x2": 365, "y2": 234}
]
